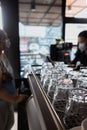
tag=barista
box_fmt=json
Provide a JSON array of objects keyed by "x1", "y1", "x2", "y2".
[{"x1": 71, "y1": 30, "x2": 87, "y2": 66}]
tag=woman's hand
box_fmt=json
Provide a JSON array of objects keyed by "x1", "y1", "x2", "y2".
[
  {"x1": 68, "y1": 64, "x2": 75, "y2": 68},
  {"x1": 15, "y1": 94, "x2": 28, "y2": 103},
  {"x1": 0, "y1": 88, "x2": 28, "y2": 103}
]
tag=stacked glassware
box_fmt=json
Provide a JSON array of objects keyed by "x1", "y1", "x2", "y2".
[
  {"x1": 64, "y1": 88, "x2": 87, "y2": 129},
  {"x1": 40, "y1": 62, "x2": 87, "y2": 130}
]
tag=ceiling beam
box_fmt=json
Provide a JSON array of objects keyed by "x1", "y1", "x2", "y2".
[
  {"x1": 65, "y1": 17, "x2": 87, "y2": 23},
  {"x1": 37, "y1": 0, "x2": 57, "y2": 26},
  {"x1": 20, "y1": 17, "x2": 56, "y2": 20},
  {"x1": 19, "y1": 10, "x2": 61, "y2": 14},
  {"x1": 19, "y1": 0, "x2": 62, "y2": 26},
  {"x1": 19, "y1": 2, "x2": 62, "y2": 7}
]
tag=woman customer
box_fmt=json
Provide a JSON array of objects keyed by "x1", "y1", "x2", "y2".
[{"x1": 0, "y1": 29, "x2": 26, "y2": 130}]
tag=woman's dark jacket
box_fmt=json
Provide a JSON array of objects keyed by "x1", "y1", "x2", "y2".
[{"x1": 71, "y1": 49, "x2": 87, "y2": 66}]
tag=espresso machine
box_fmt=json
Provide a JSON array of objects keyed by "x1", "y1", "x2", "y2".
[{"x1": 50, "y1": 42, "x2": 72, "y2": 64}]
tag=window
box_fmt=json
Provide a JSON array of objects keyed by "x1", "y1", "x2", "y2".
[
  {"x1": 0, "y1": 5, "x2": 3, "y2": 29},
  {"x1": 66, "y1": 0, "x2": 87, "y2": 18},
  {"x1": 19, "y1": 0, "x2": 63, "y2": 78},
  {"x1": 65, "y1": 0, "x2": 87, "y2": 61},
  {"x1": 19, "y1": 23, "x2": 62, "y2": 77},
  {"x1": 65, "y1": 24, "x2": 87, "y2": 45}
]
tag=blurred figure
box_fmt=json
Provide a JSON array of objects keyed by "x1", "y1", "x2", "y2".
[
  {"x1": 0, "y1": 29, "x2": 26, "y2": 130},
  {"x1": 71, "y1": 30, "x2": 87, "y2": 66}
]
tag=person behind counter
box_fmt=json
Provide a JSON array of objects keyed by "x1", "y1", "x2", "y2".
[
  {"x1": 0, "y1": 29, "x2": 27, "y2": 130},
  {"x1": 71, "y1": 30, "x2": 87, "y2": 67}
]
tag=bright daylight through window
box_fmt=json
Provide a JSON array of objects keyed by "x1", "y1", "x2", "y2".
[
  {"x1": 19, "y1": 0, "x2": 63, "y2": 78},
  {"x1": 0, "y1": 5, "x2": 3, "y2": 29},
  {"x1": 65, "y1": 0, "x2": 87, "y2": 61},
  {"x1": 19, "y1": 23, "x2": 62, "y2": 78}
]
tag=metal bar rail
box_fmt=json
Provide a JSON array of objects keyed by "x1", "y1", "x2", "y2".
[{"x1": 27, "y1": 69, "x2": 66, "y2": 130}]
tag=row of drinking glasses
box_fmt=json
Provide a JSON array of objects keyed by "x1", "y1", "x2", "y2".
[
  {"x1": 41, "y1": 62, "x2": 66, "y2": 93},
  {"x1": 40, "y1": 62, "x2": 87, "y2": 129},
  {"x1": 41, "y1": 62, "x2": 73, "y2": 105},
  {"x1": 62, "y1": 67, "x2": 87, "y2": 129},
  {"x1": 41, "y1": 62, "x2": 87, "y2": 101},
  {"x1": 64, "y1": 88, "x2": 87, "y2": 129}
]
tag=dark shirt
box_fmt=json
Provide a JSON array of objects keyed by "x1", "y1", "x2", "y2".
[{"x1": 71, "y1": 49, "x2": 87, "y2": 66}]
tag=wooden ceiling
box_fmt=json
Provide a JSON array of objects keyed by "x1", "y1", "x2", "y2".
[
  {"x1": 19, "y1": 0, "x2": 62, "y2": 26},
  {"x1": 66, "y1": 0, "x2": 87, "y2": 17}
]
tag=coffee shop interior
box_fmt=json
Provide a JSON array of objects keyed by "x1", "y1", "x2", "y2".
[{"x1": 1, "y1": 0, "x2": 87, "y2": 130}]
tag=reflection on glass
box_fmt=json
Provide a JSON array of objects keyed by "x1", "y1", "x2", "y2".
[
  {"x1": 0, "y1": 6, "x2": 3, "y2": 29},
  {"x1": 19, "y1": 24, "x2": 62, "y2": 77},
  {"x1": 52, "y1": 78, "x2": 73, "y2": 117},
  {"x1": 64, "y1": 88, "x2": 87, "y2": 129},
  {"x1": 40, "y1": 62, "x2": 87, "y2": 129}
]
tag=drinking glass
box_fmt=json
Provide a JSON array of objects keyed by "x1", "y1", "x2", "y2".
[
  {"x1": 63, "y1": 88, "x2": 87, "y2": 129},
  {"x1": 52, "y1": 78, "x2": 73, "y2": 118}
]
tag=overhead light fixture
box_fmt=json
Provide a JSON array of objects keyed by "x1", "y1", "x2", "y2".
[
  {"x1": 31, "y1": 0, "x2": 36, "y2": 12},
  {"x1": 67, "y1": 5, "x2": 72, "y2": 13},
  {"x1": 68, "y1": 5, "x2": 71, "y2": 10}
]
